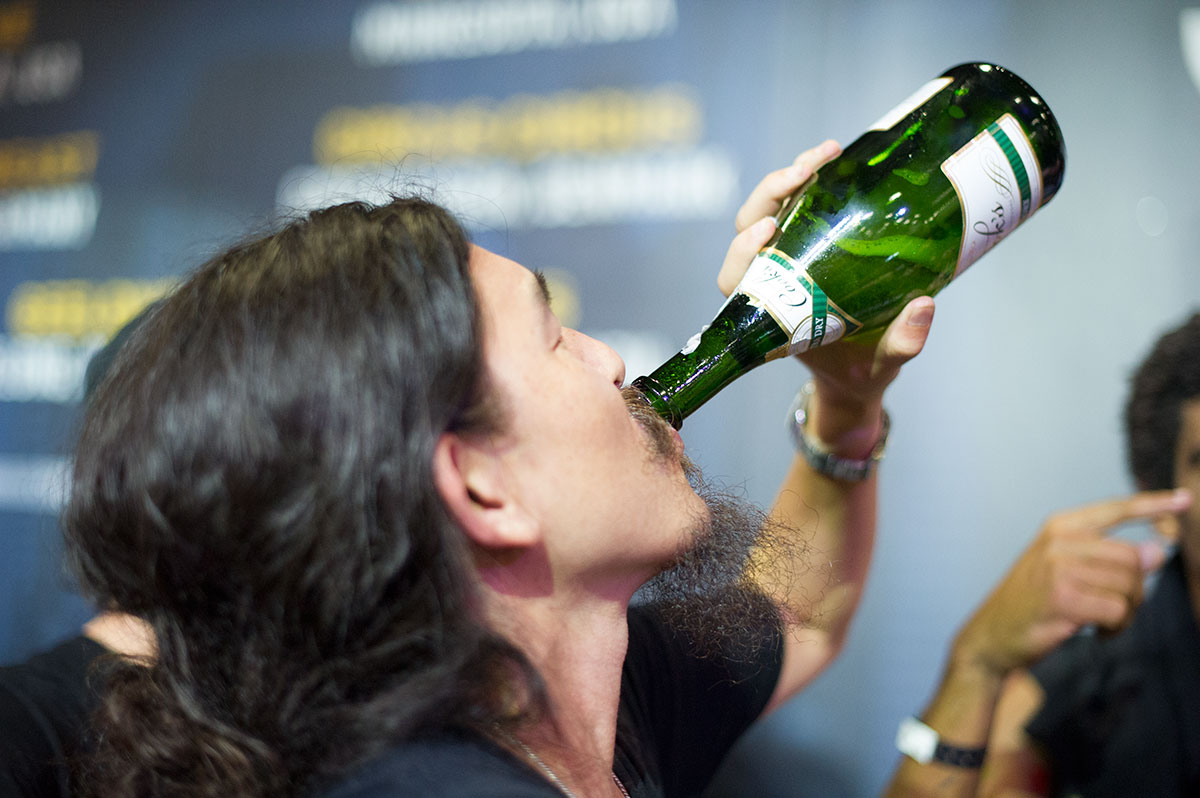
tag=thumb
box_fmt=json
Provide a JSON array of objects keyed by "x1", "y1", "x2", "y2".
[
  {"x1": 1137, "y1": 540, "x2": 1167, "y2": 574},
  {"x1": 876, "y1": 296, "x2": 935, "y2": 368},
  {"x1": 717, "y1": 216, "x2": 776, "y2": 297}
]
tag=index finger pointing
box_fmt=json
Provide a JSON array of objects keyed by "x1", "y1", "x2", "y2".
[{"x1": 1052, "y1": 489, "x2": 1192, "y2": 536}]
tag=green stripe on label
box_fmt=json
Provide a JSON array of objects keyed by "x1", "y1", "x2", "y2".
[
  {"x1": 766, "y1": 250, "x2": 793, "y2": 272},
  {"x1": 987, "y1": 121, "x2": 1031, "y2": 218},
  {"x1": 811, "y1": 283, "x2": 828, "y2": 348},
  {"x1": 758, "y1": 247, "x2": 858, "y2": 347}
]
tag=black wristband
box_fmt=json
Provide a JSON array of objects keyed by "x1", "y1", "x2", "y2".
[
  {"x1": 932, "y1": 740, "x2": 987, "y2": 768},
  {"x1": 895, "y1": 716, "x2": 987, "y2": 769}
]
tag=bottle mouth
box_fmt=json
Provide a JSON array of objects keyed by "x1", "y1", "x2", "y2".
[{"x1": 629, "y1": 375, "x2": 683, "y2": 430}]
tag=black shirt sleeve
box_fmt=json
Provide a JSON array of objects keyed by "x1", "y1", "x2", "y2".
[{"x1": 0, "y1": 636, "x2": 108, "y2": 798}]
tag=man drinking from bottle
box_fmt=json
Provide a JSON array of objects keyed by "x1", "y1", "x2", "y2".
[{"x1": 62, "y1": 142, "x2": 935, "y2": 798}]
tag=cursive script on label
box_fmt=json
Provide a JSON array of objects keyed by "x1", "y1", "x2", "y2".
[
  {"x1": 973, "y1": 151, "x2": 1016, "y2": 238},
  {"x1": 759, "y1": 260, "x2": 809, "y2": 308}
]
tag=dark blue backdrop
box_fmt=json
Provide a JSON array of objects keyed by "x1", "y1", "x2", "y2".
[{"x1": 5, "y1": 2, "x2": 1200, "y2": 795}]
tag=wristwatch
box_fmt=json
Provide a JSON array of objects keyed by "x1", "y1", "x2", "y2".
[
  {"x1": 787, "y1": 382, "x2": 889, "y2": 482},
  {"x1": 895, "y1": 716, "x2": 987, "y2": 768}
]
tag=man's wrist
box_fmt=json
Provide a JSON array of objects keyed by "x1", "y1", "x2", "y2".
[
  {"x1": 789, "y1": 383, "x2": 889, "y2": 481},
  {"x1": 803, "y1": 380, "x2": 886, "y2": 458},
  {"x1": 948, "y1": 627, "x2": 1018, "y2": 687}
]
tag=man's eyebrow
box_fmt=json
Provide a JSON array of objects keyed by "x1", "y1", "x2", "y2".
[{"x1": 533, "y1": 269, "x2": 553, "y2": 307}]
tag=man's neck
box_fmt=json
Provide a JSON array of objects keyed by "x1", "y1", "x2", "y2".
[
  {"x1": 82, "y1": 611, "x2": 156, "y2": 659},
  {"x1": 480, "y1": 563, "x2": 636, "y2": 796}
]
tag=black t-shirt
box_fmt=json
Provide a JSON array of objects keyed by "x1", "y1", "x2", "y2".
[
  {"x1": 1026, "y1": 554, "x2": 1200, "y2": 797},
  {"x1": 0, "y1": 635, "x2": 108, "y2": 798},
  {"x1": 324, "y1": 604, "x2": 783, "y2": 797}
]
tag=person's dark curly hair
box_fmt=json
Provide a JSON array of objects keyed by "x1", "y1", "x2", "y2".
[
  {"x1": 1125, "y1": 312, "x2": 1200, "y2": 491},
  {"x1": 63, "y1": 197, "x2": 541, "y2": 797}
]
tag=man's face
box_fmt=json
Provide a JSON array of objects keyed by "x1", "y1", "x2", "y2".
[
  {"x1": 469, "y1": 245, "x2": 707, "y2": 588},
  {"x1": 1172, "y1": 398, "x2": 1200, "y2": 565}
]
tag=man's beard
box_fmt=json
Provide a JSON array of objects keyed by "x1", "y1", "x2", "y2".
[{"x1": 622, "y1": 388, "x2": 812, "y2": 661}]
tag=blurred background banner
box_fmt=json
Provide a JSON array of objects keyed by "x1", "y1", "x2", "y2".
[{"x1": 3, "y1": 1, "x2": 1199, "y2": 795}]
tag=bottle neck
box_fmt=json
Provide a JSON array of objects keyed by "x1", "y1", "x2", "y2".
[
  {"x1": 631, "y1": 294, "x2": 788, "y2": 429},
  {"x1": 630, "y1": 373, "x2": 685, "y2": 429}
]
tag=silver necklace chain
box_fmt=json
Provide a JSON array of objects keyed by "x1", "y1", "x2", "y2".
[{"x1": 495, "y1": 726, "x2": 631, "y2": 798}]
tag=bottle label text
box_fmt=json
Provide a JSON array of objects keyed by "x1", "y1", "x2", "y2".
[
  {"x1": 941, "y1": 113, "x2": 1043, "y2": 276},
  {"x1": 738, "y1": 248, "x2": 860, "y2": 355}
]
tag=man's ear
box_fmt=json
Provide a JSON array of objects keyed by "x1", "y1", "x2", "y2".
[{"x1": 432, "y1": 433, "x2": 539, "y2": 549}]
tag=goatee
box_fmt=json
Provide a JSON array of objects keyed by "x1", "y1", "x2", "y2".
[{"x1": 622, "y1": 388, "x2": 812, "y2": 661}]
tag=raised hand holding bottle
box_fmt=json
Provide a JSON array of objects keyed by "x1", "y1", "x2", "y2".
[{"x1": 635, "y1": 63, "x2": 1066, "y2": 428}]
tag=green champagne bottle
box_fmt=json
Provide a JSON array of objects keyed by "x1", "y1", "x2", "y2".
[{"x1": 633, "y1": 62, "x2": 1065, "y2": 429}]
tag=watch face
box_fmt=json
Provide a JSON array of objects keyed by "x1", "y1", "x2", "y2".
[
  {"x1": 895, "y1": 717, "x2": 938, "y2": 764},
  {"x1": 896, "y1": 717, "x2": 988, "y2": 768}
]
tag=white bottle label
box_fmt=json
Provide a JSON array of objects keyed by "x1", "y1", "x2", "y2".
[
  {"x1": 941, "y1": 113, "x2": 1043, "y2": 278},
  {"x1": 736, "y1": 249, "x2": 858, "y2": 355},
  {"x1": 868, "y1": 77, "x2": 952, "y2": 132}
]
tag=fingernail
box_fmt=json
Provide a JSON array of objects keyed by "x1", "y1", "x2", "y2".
[
  {"x1": 755, "y1": 215, "x2": 777, "y2": 233},
  {"x1": 822, "y1": 139, "x2": 842, "y2": 157},
  {"x1": 907, "y1": 303, "x2": 933, "y2": 328},
  {"x1": 788, "y1": 161, "x2": 812, "y2": 182},
  {"x1": 1174, "y1": 488, "x2": 1193, "y2": 505},
  {"x1": 1139, "y1": 541, "x2": 1166, "y2": 572}
]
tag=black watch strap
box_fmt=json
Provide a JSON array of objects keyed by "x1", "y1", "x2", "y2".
[{"x1": 933, "y1": 739, "x2": 987, "y2": 768}]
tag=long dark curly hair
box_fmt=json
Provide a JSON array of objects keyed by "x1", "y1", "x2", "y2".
[
  {"x1": 63, "y1": 198, "x2": 537, "y2": 796},
  {"x1": 1125, "y1": 311, "x2": 1200, "y2": 492}
]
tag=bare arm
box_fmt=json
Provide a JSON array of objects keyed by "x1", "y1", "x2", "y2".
[
  {"x1": 761, "y1": 306, "x2": 933, "y2": 711},
  {"x1": 882, "y1": 490, "x2": 1190, "y2": 797},
  {"x1": 883, "y1": 661, "x2": 1049, "y2": 798},
  {"x1": 978, "y1": 671, "x2": 1050, "y2": 798},
  {"x1": 713, "y1": 140, "x2": 935, "y2": 710}
]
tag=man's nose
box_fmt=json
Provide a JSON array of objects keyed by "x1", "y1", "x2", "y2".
[{"x1": 567, "y1": 329, "x2": 626, "y2": 387}]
